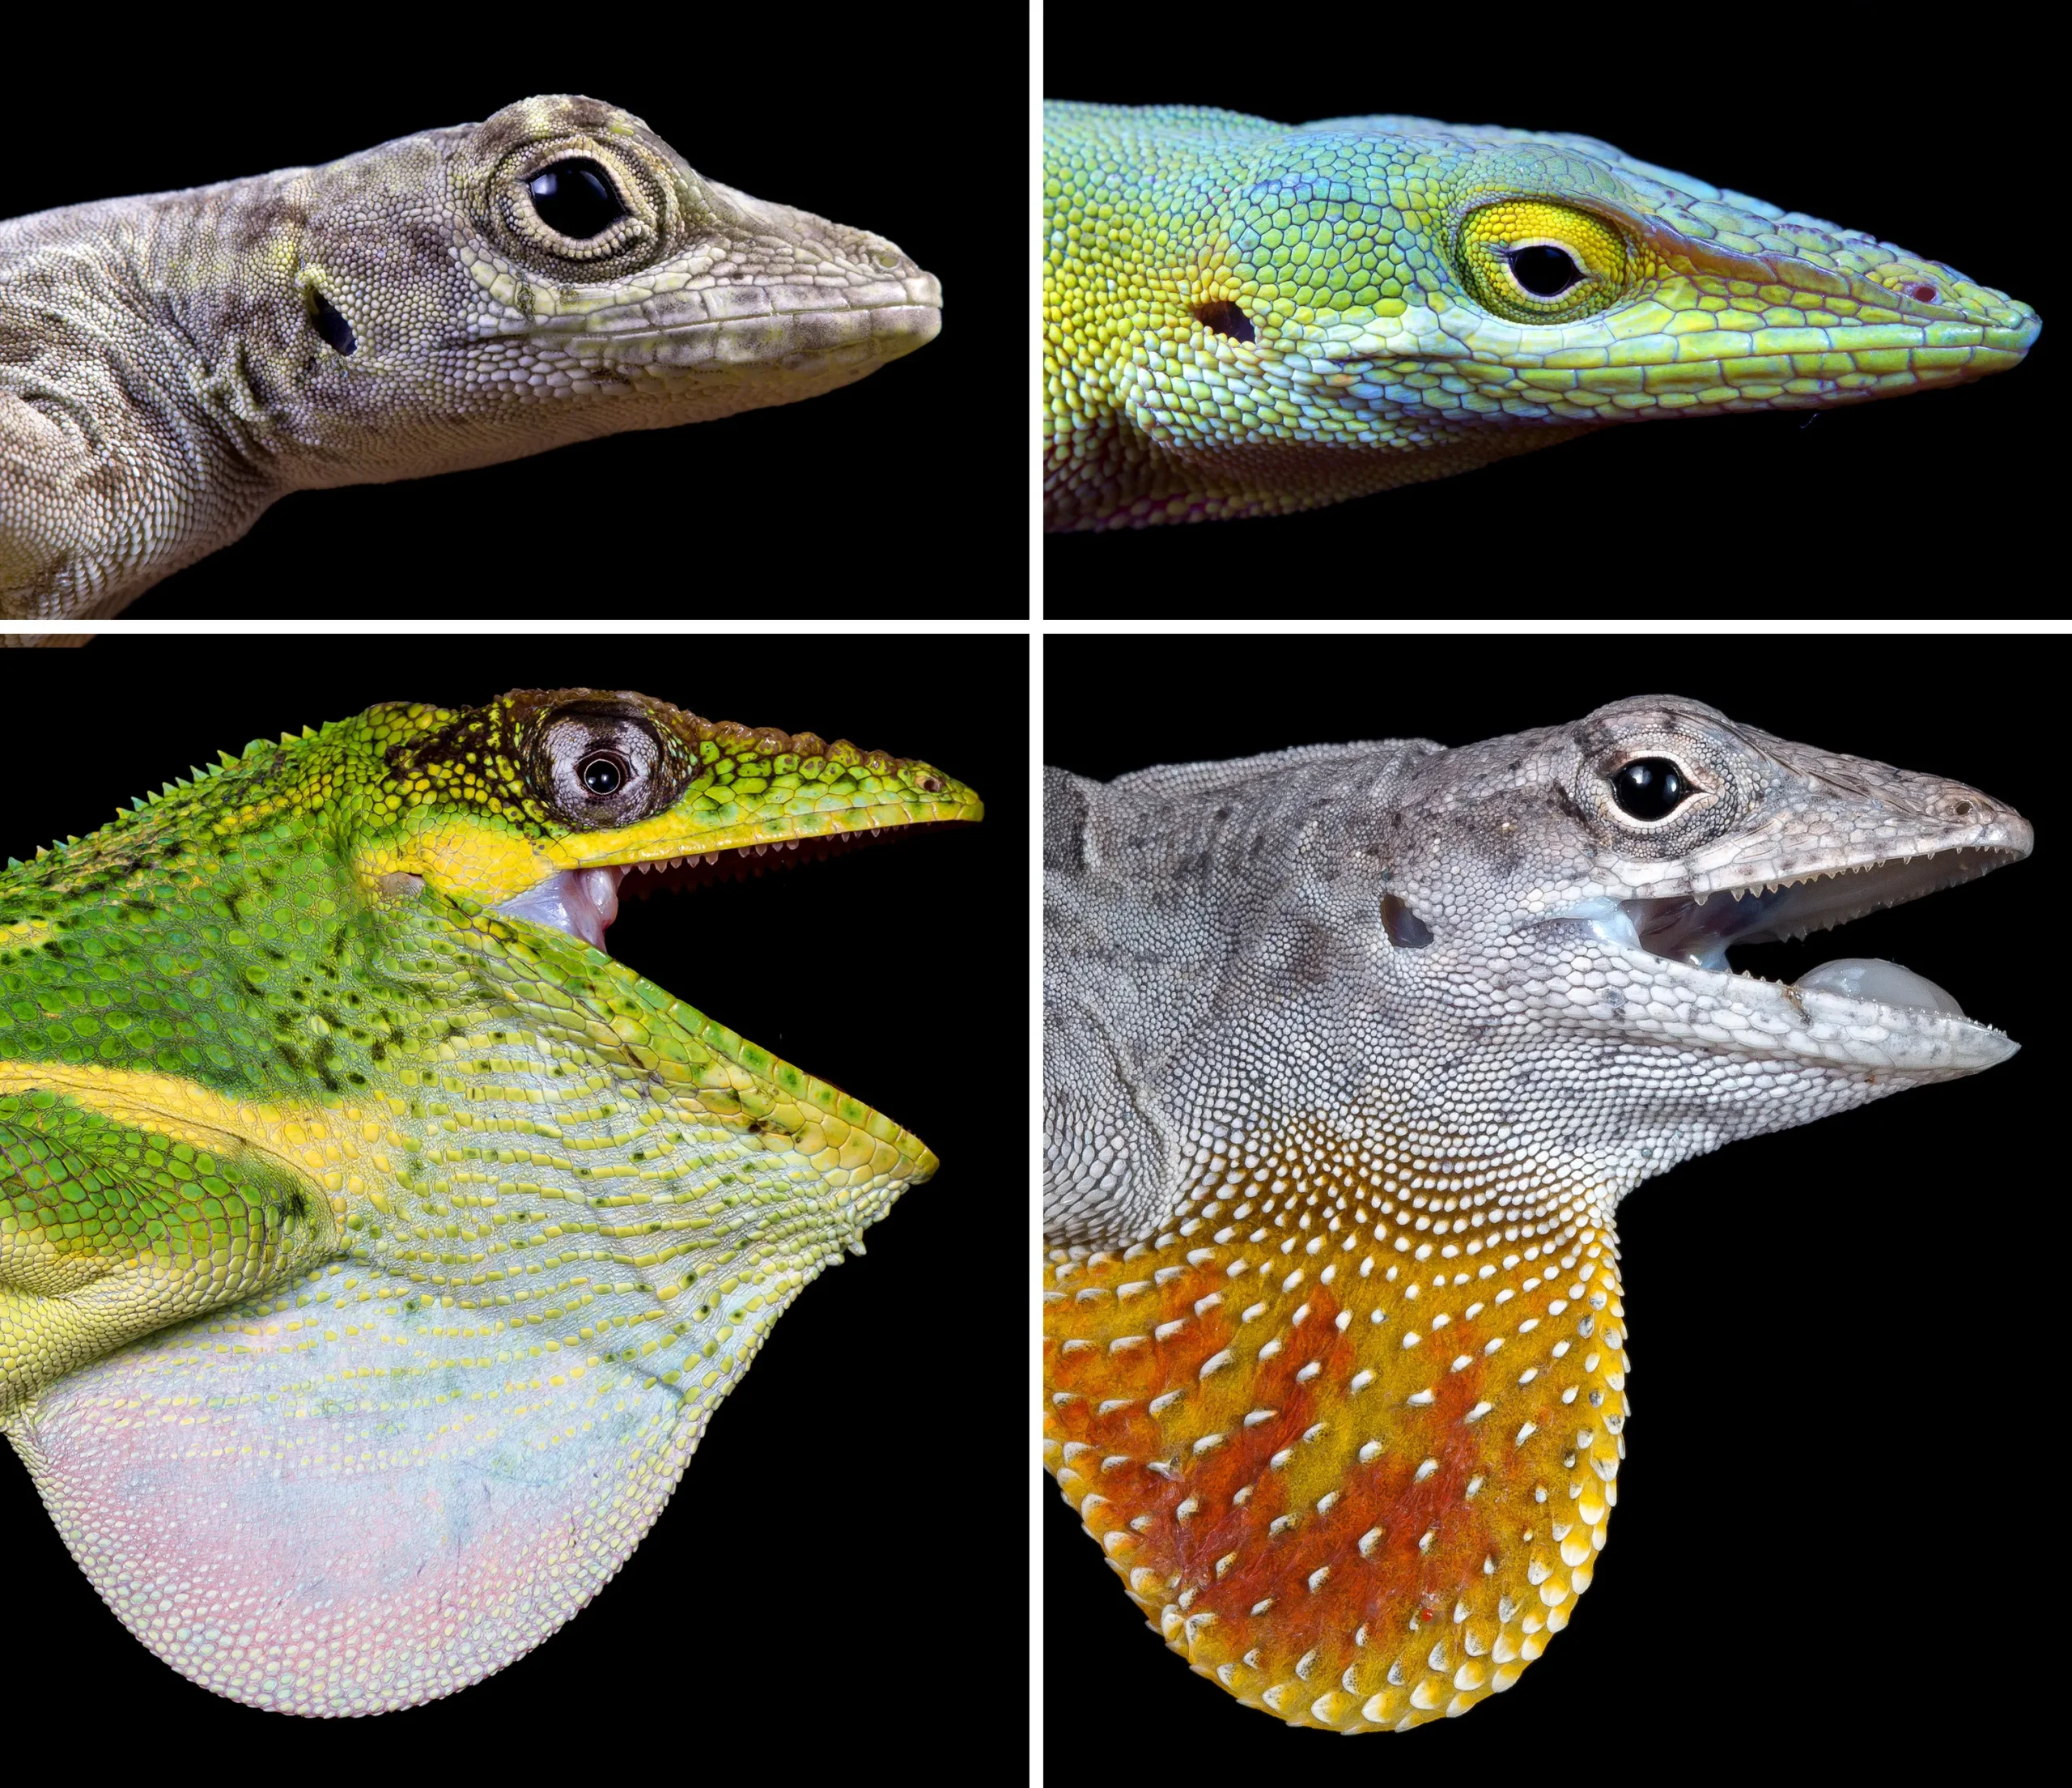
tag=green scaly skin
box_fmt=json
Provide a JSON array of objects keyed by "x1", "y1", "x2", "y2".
[
  {"x1": 0, "y1": 96, "x2": 941, "y2": 618},
  {"x1": 0, "y1": 688, "x2": 980, "y2": 1714},
  {"x1": 1042, "y1": 102, "x2": 2040, "y2": 528}
]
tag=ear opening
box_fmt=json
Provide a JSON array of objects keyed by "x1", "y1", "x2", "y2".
[{"x1": 307, "y1": 287, "x2": 357, "y2": 355}]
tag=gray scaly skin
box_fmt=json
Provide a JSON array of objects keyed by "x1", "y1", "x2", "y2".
[
  {"x1": 1042, "y1": 697, "x2": 2028, "y2": 1730},
  {"x1": 0, "y1": 95, "x2": 941, "y2": 617}
]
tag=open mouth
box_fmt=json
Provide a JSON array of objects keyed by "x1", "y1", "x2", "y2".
[
  {"x1": 491, "y1": 824, "x2": 958, "y2": 953},
  {"x1": 1553, "y1": 844, "x2": 2023, "y2": 1020}
]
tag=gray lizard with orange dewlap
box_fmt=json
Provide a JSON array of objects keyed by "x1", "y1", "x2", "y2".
[{"x1": 1042, "y1": 697, "x2": 2025, "y2": 1729}]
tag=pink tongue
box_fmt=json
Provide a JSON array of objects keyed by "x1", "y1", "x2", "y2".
[
  {"x1": 578, "y1": 866, "x2": 622, "y2": 935},
  {"x1": 487, "y1": 866, "x2": 628, "y2": 951}
]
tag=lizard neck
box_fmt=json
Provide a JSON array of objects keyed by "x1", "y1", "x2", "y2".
[
  {"x1": 121, "y1": 173, "x2": 302, "y2": 456},
  {"x1": 1043, "y1": 1133, "x2": 1630, "y2": 1730}
]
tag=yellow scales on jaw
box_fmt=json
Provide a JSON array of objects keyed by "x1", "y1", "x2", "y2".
[
  {"x1": 1045, "y1": 1131, "x2": 1624, "y2": 1729},
  {"x1": 1042, "y1": 695, "x2": 2028, "y2": 1731}
]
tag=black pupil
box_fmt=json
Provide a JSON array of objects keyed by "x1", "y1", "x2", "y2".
[
  {"x1": 1509, "y1": 244, "x2": 1584, "y2": 298},
  {"x1": 580, "y1": 755, "x2": 623, "y2": 796},
  {"x1": 528, "y1": 160, "x2": 625, "y2": 239},
  {"x1": 1611, "y1": 758, "x2": 1691, "y2": 821}
]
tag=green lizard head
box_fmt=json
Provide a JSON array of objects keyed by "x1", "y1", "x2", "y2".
[
  {"x1": 236, "y1": 95, "x2": 940, "y2": 473},
  {"x1": 1045, "y1": 104, "x2": 2039, "y2": 514},
  {"x1": 346, "y1": 684, "x2": 977, "y2": 965},
  {"x1": 1, "y1": 688, "x2": 979, "y2": 1715}
]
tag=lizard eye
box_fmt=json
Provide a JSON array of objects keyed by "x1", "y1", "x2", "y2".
[
  {"x1": 1611, "y1": 758, "x2": 1696, "y2": 822},
  {"x1": 527, "y1": 159, "x2": 626, "y2": 239},
  {"x1": 1503, "y1": 244, "x2": 1585, "y2": 298},
  {"x1": 580, "y1": 753, "x2": 627, "y2": 796},
  {"x1": 529, "y1": 705, "x2": 682, "y2": 827},
  {"x1": 1457, "y1": 201, "x2": 1628, "y2": 324},
  {"x1": 494, "y1": 142, "x2": 660, "y2": 269}
]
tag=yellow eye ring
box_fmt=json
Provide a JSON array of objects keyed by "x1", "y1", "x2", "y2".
[{"x1": 1458, "y1": 201, "x2": 1628, "y2": 323}]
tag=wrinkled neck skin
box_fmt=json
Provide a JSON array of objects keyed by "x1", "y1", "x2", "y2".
[{"x1": 332, "y1": 852, "x2": 911, "y2": 1272}]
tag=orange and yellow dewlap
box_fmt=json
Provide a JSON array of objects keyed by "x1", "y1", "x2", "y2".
[{"x1": 1044, "y1": 1162, "x2": 1626, "y2": 1731}]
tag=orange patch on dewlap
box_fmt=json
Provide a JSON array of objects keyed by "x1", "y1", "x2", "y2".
[{"x1": 1043, "y1": 1194, "x2": 1628, "y2": 1730}]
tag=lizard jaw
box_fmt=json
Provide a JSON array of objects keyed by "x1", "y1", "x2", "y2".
[
  {"x1": 1548, "y1": 842, "x2": 2028, "y2": 1071},
  {"x1": 1620, "y1": 843, "x2": 2023, "y2": 977},
  {"x1": 489, "y1": 830, "x2": 891, "y2": 952}
]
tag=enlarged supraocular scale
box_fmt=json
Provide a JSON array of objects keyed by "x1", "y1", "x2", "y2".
[{"x1": 1042, "y1": 696, "x2": 2025, "y2": 1729}]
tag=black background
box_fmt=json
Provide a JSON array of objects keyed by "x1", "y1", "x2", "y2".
[
  {"x1": 0, "y1": 635, "x2": 1024, "y2": 1744},
  {"x1": 12, "y1": 30, "x2": 1003, "y2": 618},
  {"x1": 1042, "y1": 635, "x2": 2053, "y2": 1762},
  {"x1": 1042, "y1": 53, "x2": 2051, "y2": 609}
]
